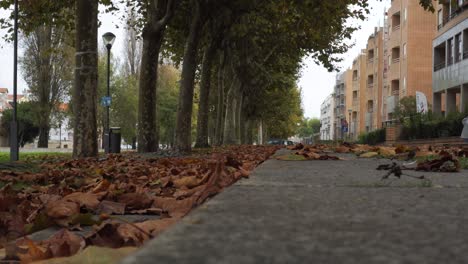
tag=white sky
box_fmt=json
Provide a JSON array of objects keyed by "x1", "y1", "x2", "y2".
[{"x1": 0, "y1": 1, "x2": 390, "y2": 118}]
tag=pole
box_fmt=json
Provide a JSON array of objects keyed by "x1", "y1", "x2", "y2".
[
  {"x1": 106, "y1": 46, "x2": 111, "y2": 153},
  {"x1": 10, "y1": 0, "x2": 19, "y2": 162}
]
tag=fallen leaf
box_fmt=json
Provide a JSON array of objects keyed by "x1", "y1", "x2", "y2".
[
  {"x1": 153, "y1": 197, "x2": 196, "y2": 218},
  {"x1": 33, "y1": 246, "x2": 137, "y2": 264},
  {"x1": 117, "y1": 193, "x2": 153, "y2": 211},
  {"x1": 92, "y1": 179, "x2": 111, "y2": 193},
  {"x1": 97, "y1": 200, "x2": 126, "y2": 215},
  {"x1": 42, "y1": 229, "x2": 85, "y2": 258},
  {"x1": 64, "y1": 192, "x2": 101, "y2": 211},
  {"x1": 45, "y1": 199, "x2": 80, "y2": 227},
  {"x1": 360, "y1": 152, "x2": 379, "y2": 158}
]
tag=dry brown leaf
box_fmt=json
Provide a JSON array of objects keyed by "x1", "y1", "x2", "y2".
[
  {"x1": 92, "y1": 179, "x2": 111, "y2": 193},
  {"x1": 42, "y1": 229, "x2": 85, "y2": 258},
  {"x1": 97, "y1": 200, "x2": 126, "y2": 215},
  {"x1": 117, "y1": 193, "x2": 153, "y2": 211},
  {"x1": 172, "y1": 176, "x2": 202, "y2": 189},
  {"x1": 153, "y1": 197, "x2": 196, "y2": 218},
  {"x1": 64, "y1": 192, "x2": 101, "y2": 211},
  {"x1": 15, "y1": 237, "x2": 51, "y2": 263},
  {"x1": 45, "y1": 199, "x2": 80, "y2": 226}
]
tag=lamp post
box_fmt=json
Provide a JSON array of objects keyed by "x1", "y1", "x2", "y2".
[
  {"x1": 10, "y1": 0, "x2": 19, "y2": 161},
  {"x1": 348, "y1": 109, "x2": 352, "y2": 140},
  {"x1": 102, "y1": 32, "x2": 116, "y2": 153}
]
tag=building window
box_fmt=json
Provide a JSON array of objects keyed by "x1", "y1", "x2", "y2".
[
  {"x1": 447, "y1": 38, "x2": 454, "y2": 65},
  {"x1": 455, "y1": 33, "x2": 462, "y2": 62},
  {"x1": 434, "y1": 42, "x2": 447, "y2": 70},
  {"x1": 403, "y1": 43, "x2": 407, "y2": 58},
  {"x1": 437, "y1": 9, "x2": 443, "y2": 29},
  {"x1": 464, "y1": 29, "x2": 468, "y2": 60},
  {"x1": 392, "y1": 12, "x2": 401, "y2": 31}
]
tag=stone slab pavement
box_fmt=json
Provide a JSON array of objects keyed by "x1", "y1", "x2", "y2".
[{"x1": 122, "y1": 149, "x2": 468, "y2": 264}]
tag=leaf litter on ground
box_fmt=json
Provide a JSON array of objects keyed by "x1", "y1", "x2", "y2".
[{"x1": 0, "y1": 145, "x2": 280, "y2": 263}]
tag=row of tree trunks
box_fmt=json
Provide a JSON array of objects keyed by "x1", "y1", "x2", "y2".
[
  {"x1": 214, "y1": 51, "x2": 226, "y2": 146},
  {"x1": 175, "y1": 0, "x2": 204, "y2": 152},
  {"x1": 194, "y1": 39, "x2": 218, "y2": 148},
  {"x1": 223, "y1": 77, "x2": 242, "y2": 145}
]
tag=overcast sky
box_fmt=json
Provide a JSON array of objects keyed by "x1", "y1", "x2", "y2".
[{"x1": 0, "y1": 1, "x2": 390, "y2": 118}]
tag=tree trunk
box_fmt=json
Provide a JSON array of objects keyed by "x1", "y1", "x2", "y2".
[
  {"x1": 73, "y1": 0, "x2": 98, "y2": 158},
  {"x1": 214, "y1": 52, "x2": 226, "y2": 146},
  {"x1": 137, "y1": 31, "x2": 163, "y2": 153},
  {"x1": 258, "y1": 120, "x2": 263, "y2": 145},
  {"x1": 175, "y1": 0, "x2": 204, "y2": 151},
  {"x1": 37, "y1": 126, "x2": 49, "y2": 148},
  {"x1": 223, "y1": 81, "x2": 242, "y2": 145},
  {"x1": 194, "y1": 41, "x2": 217, "y2": 148},
  {"x1": 235, "y1": 92, "x2": 243, "y2": 142},
  {"x1": 245, "y1": 119, "x2": 254, "y2": 145}
]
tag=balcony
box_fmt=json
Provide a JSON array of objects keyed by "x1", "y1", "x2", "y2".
[
  {"x1": 392, "y1": 57, "x2": 400, "y2": 64},
  {"x1": 389, "y1": 62, "x2": 400, "y2": 80},
  {"x1": 386, "y1": 95, "x2": 399, "y2": 114},
  {"x1": 367, "y1": 88, "x2": 375, "y2": 99},
  {"x1": 392, "y1": 24, "x2": 401, "y2": 32},
  {"x1": 365, "y1": 112, "x2": 374, "y2": 128},
  {"x1": 352, "y1": 98, "x2": 359, "y2": 108},
  {"x1": 438, "y1": 2, "x2": 468, "y2": 30},
  {"x1": 434, "y1": 61, "x2": 446, "y2": 71}
]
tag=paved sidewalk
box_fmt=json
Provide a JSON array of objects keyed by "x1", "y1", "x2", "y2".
[{"x1": 122, "y1": 150, "x2": 468, "y2": 264}]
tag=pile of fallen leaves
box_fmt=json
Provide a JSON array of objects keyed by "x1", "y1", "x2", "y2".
[
  {"x1": 0, "y1": 145, "x2": 279, "y2": 263},
  {"x1": 275, "y1": 143, "x2": 341, "y2": 161},
  {"x1": 280, "y1": 142, "x2": 467, "y2": 172}
]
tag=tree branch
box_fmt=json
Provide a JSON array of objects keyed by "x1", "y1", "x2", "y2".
[{"x1": 152, "y1": 0, "x2": 177, "y2": 33}]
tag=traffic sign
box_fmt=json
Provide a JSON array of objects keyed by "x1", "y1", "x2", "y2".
[{"x1": 101, "y1": 96, "x2": 111, "y2": 107}]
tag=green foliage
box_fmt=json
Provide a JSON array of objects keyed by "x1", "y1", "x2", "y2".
[
  {"x1": 262, "y1": 85, "x2": 303, "y2": 139},
  {"x1": 157, "y1": 64, "x2": 181, "y2": 146},
  {"x1": 111, "y1": 74, "x2": 138, "y2": 146},
  {"x1": 394, "y1": 96, "x2": 417, "y2": 123},
  {"x1": 400, "y1": 111, "x2": 466, "y2": 140},
  {"x1": 0, "y1": 102, "x2": 40, "y2": 147},
  {"x1": 358, "y1": 128, "x2": 386, "y2": 145},
  {"x1": 297, "y1": 118, "x2": 321, "y2": 138}
]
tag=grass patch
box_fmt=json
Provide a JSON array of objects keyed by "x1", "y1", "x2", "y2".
[
  {"x1": 460, "y1": 158, "x2": 468, "y2": 170},
  {"x1": 276, "y1": 154, "x2": 307, "y2": 161},
  {"x1": 0, "y1": 152, "x2": 72, "y2": 163}
]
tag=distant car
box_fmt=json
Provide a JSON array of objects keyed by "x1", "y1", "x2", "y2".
[{"x1": 267, "y1": 139, "x2": 295, "y2": 146}]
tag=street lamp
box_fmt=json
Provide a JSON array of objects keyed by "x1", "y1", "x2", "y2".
[
  {"x1": 102, "y1": 32, "x2": 116, "y2": 153},
  {"x1": 10, "y1": 0, "x2": 19, "y2": 161},
  {"x1": 348, "y1": 109, "x2": 352, "y2": 140}
]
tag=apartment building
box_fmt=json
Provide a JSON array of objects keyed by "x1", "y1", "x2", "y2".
[
  {"x1": 365, "y1": 28, "x2": 385, "y2": 132},
  {"x1": 433, "y1": 0, "x2": 468, "y2": 114},
  {"x1": 320, "y1": 94, "x2": 334, "y2": 140},
  {"x1": 333, "y1": 72, "x2": 348, "y2": 140},
  {"x1": 384, "y1": 0, "x2": 436, "y2": 120},
  {"x1": 349, "y1": 51, "x2": 367, "y2": 140}
]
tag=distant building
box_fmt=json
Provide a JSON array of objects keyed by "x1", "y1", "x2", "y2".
[
  {"x1": 333, "y1": 72, "x2": 348, "y2": 140},
  {"x1": 432, "y1": 0, "x2": 468, "y2": 114},
  {"x1": 320, "y1": 94, "x2": 334, "y2": 140}
]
